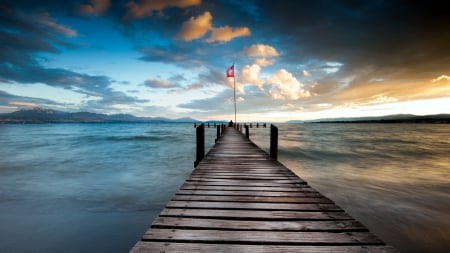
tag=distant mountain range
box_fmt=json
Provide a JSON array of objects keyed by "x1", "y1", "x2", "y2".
[
  {"x1": 0, "y1": 107, "x2": 200, "y2": 123},
  {"x1": 287, "y1": 114, "x2": 450, "y2": 123}
]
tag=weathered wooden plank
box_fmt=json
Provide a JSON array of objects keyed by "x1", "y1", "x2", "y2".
[
  {"x1": 195, "y1": 165, "x2": 288, "y2": 168},
  {"x1": 191, "y1": 172, "x2": 296, "y2": 177},
  {"x1": 166, "y1": 201, "x2": 341, "y2": 211},
  {"x1": 190, "y1": 171, "x2": 295, "y2": 175},
  {"x1": 180, "y1": 184, "x2": 317, "y2": 192},
  {"x1": 186, "y1": 178, "x2": 305, "y2": 184},
  {"x1": 142, "y1": 229, "x2": 384, "y2": 245},
  {"x1": 196, "y1": 163, "x2": 285, "y2": 166},
  {"x1": 195, "y1": 165, "x2": 286, "y2": 169},
  {"x1": 151, "y1": 217, "x2": 365, "y2": 231},
  {"x1": 192, "y1": 170, "x2": 294, "y2": 174},
  {"x1": 131, "y1": 242, "x2": 398, "y2": 253},
  {"x1": 160, "y1": 208, "x2": 352, "y2": 220},
  {"x1": 189, "y1": 175, "x2": 300, "y2": 180},
  {"x1": 209, "y1": 152, "x2": 266, "y2": 157},
  {"x1": 172, "y1": 195, "x2": 332, "y2": 203},
  {"x1": 181, "y1": 181, "x2": 305, "y2": 187},
  {"x1": 193, "y1": 170, "x2": 291, "y2": 174},
  {"x1": 176, "y1": 190, "x2": 321, "y2": 197}
]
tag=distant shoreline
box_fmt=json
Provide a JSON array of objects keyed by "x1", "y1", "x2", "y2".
[
  {"x1": 312, "y1": 119, "x2": 450, "y2": 124},
  {"x1": 0, "y1": 107, "x2": 200, "y2": 124},
  {"x1": 288, "y1": 114, "x2": 450, "y2": 124}
]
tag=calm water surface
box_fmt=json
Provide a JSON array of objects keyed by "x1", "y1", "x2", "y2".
[
  {"x1": 251, "y1": 123, "x2": 450, "y2": 253},
  {"x1": 0, "y1": 123, "x2": 216, "y2": 253},
  {"x1": 0, "y1": 123, "x2": 449, "y2": 252}
]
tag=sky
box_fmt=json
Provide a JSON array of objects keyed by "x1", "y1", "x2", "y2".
[{"x1": 1, "y1": 0, "x2": 450, "y2": 122}]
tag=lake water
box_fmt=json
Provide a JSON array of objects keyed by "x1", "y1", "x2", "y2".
[{"x1": 0, "y1": 123, "x2": 449, "y2": 252}]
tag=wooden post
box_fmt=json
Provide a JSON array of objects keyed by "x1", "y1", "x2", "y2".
[
  {"x1": 215, "y1": 125, "x2": 220, "y2": 143},
  {"x1": 270, "y1": 124, "x2": 278, "y2": 160},
  {"x1": 245, "y1": 125, "x2": 249, "y2": 139},
  {"x1": 194, "y1": 123, "x2": 205, "y2": 167}
]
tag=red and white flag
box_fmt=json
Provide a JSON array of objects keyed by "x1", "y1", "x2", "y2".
[{"x1": 226, "y1": 64, "x2": 234, "y2": 77}]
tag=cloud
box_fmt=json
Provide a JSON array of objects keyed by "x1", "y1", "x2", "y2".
[
  {"x1": 431, "y1": 75, "x2": 450, "y2": 83},
  {"x1": 38, "y1": 12, "x2": 77, "y2": 37},
  {"x1": 169, "y1": 74, "x2": 187, "y2": 83},
  {"x1": 0, "y1": 6, "x2": 148, "y2": 113},
  {"x1": 259, "y1": 1, "x2": 450, "y2": 101},
  {"x1": 240, "y1": 64, "x2": 264, "y2": 87},
  {"x1": 126, "y1": 0, "x2": 201, "y2": 19},
  {"x1": 267, "y1": 69, "x2": 311, "y2": 100},
  {"x1": 138, "y1": 46, "x2": 187, "y2": 63},
  {"x1": 254, "y1": 58, "x2": 274, "y2": 66},
  {"x1": 78, "y1": 91, "x2": 150, "y2": 115},
  {"x1": 235, "y1": 65, "x2": 312, "y2": 101},
  {"x1": 79, "y1": 0, "x2": 111, "y2": 16},
  {"x1": 0, "y1": 8, "x2": 77, "y2": 61},
  {"x1": 177, "y1": 85, "x2": 301, "y2": 120},
  {"x1": 137, "y1": 43, "x2": 211, "y2": 67},
  {"x1": 244, "y1": 44, "x2": 279, "y2": 57},
  {"x1": 186, "y1": 69, "x2": 228, "y2": 90},
  {"x1": 0, "y1": 90, "x2": 64, "y2": 111},
  {"x1": 244, "y1": 44, "x2": 279, "y2": 66},
  {"x1": 145, "y1": 79, "x2": 177, "y2": 89},
  {"x1": 197, "y1": 69, "x2": 228, "y2": 86},
  {"x1": 178, "y1": 11, "x2": 213, "y2": 41},
  {"x1": 178, "y1": 11, "x2": 251, "y2": 43},
  {"x1": 206, "y1": 26, "x2": 251, "y2": 43}
]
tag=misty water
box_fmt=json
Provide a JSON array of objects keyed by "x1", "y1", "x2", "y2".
[{"x1": 0, "y1": 123, "x2": 449, "y2": 252}]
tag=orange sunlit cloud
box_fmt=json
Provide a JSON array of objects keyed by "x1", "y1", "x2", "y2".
[
  {"x1": 179, "y1": 11, "x2": 251, "y2": 43},
  {"x1": 178, "y1": 11, "x2": 213, "y2": 41},
  {"x1": 206, "y1": 26, "x2": 250, "y2": 43},
  {"x1": 244, "y1": 44, "x2": 280, "y2": 57}
]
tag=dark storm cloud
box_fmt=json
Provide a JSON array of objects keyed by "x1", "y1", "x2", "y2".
[{"x1": 257, "y1": 0, "x2": 450, "y2": 78}]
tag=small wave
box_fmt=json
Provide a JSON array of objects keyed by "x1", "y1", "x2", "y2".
[
  {"x1": 106, "y1": 134, "x2": 187, "y2": 142},
  {"x1": 106, "y1": 135, "x2": 167, "y2": 142}
]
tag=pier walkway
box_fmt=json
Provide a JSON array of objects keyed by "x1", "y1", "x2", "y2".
[{"x1": 131, "y1": 127, "x2": 397, "y2": 252}]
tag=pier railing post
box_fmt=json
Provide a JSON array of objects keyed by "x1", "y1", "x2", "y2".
[
  {"x1": 245, "y1": 125, "x2": 249, "y2": 139},
  {"x1": 215, "y1": 125, "x2": 220, "y2": 143},
  {"x1": 270, "y1": 124, "x2": 278, "y2": 160},
  {"x1": 194, "y1": 123, "x2": 205, "y2": 167}
]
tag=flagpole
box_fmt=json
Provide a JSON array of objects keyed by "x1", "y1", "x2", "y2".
[{"x1": 233, "y1": 69, "x2": 236, "y2": 124}]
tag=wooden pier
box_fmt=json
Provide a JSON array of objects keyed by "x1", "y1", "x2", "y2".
[{"x1": 131, "y1": 126, "x2": 397, "y2": 252}]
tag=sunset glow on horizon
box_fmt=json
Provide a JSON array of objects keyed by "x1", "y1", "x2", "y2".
[{"x1": 1, "y1": 0, "x2": 449, "y2": 121}]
